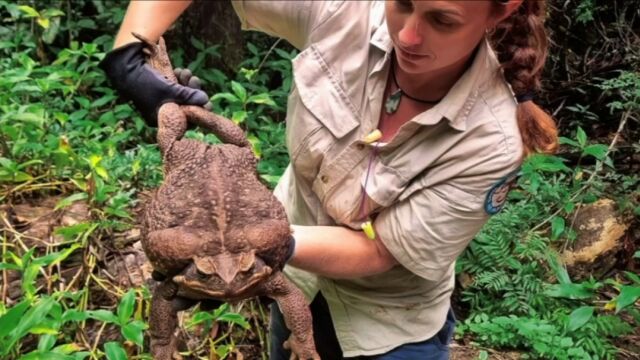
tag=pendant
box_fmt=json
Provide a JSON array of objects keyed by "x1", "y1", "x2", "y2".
[{"x1": 385, "y1": 89, "x2": 402, "y2": 114}]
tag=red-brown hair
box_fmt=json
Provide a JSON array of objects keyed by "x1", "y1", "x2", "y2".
[{"x1": 490, "y1": 0, "x2": 558, "y2": 156}]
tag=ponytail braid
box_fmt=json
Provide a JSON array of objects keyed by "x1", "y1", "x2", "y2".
[{"x1": 490, "y1": 0, "x2": 558, "y2": 156}]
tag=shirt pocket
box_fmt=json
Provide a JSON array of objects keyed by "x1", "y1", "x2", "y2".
[
  {"x1": 321, "y1": 159, "x2": 405, "y2": 228},
  {"x1": 287, "y1": 44, "x2": 360, "y2": 181}
]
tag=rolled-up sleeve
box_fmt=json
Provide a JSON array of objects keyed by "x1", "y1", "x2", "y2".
[
  {"x1": 375, "y1": 182, "x2": 493, "y2": 283},
  {"x1": 231, "y1": 1, "x2": 340, "y2": 49}
]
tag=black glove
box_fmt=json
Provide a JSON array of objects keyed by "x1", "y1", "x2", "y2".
[{"x1": 99, "y1": 41, "x2": 210, "y2": 126}]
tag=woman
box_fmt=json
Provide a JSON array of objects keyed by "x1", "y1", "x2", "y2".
[{"x1": 101, "y1": 1, "x2": 558, "y2": 359}]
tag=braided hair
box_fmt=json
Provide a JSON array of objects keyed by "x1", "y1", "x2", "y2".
[{"x1": 490, "y1": 0, "x2": 558, "y2": 156}]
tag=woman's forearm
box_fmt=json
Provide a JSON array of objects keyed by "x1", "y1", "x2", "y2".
[
  {"x1": 288, "y1": 225, "x2": 398, "y2": 279},
  {"x1": 114, "y1": 0, "x2": 193, "y2": 48}
]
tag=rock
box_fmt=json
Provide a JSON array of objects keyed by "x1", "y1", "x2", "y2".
[{"x1": 562, "y1": 199, "x2": 630, "y2": 280}]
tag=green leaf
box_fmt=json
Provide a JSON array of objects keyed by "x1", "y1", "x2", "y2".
[
  {"x1": 33, "y1": 244, "x2": 81, "y2": 267},
  {"x1": 230, "y1": 81, "x2": 247, "y2": 103},
  {"x1": 4, "y1": 298, "x2": 56, "y2": 354},
  {"x1": 232, "y1": 111, "x2": 247, "y2": 124},
  {"x1": 551, "y1": 216, "x2": 565, "y2": 240},
  {"x1": 564, "y1": 201, "x2": 576, "y2": 213},
  {"x1": 559, "y1": 337, "x2": 574, "y2": 348},
  {"x1": 0, "y1": 263, "x2": 21, "y2": 271},
  {"x1": 624, "y1": 271, "x2": 640, "y2": 285},
  {"x1": 527, "y1": 154, "x2": 570, "y2": 173},
  {"x1": 36, "y1": 16, "x2": 50, "y2": 29},
  {"x1": 30, "y1": 325, "x2": 58, "y2": 335},
  {"x1": 21, "y1": 351, "x2": 75, "y2": 360},
  {"x1": 576, "y1": 127, "x2": 587, "y2": 147},
  {"x1": 81, "y1": 43, "x2": 97, "y2": 55},
  {"x1": 559, "y1": 136, "x2": 580, "y2": 148},
  {"x1": 41, "y1": 9, "x2": 65, "y2": 17},
  {"x1": 186, "y1": 311, "x2": 214, "y2": 328},
  {"x1": 616, "y1": 286, "x2": 640, "y2": 313},
  {"x1": 52, "y1": 343, "x2": 83, "y2": 354},
  {"x1": 121, "y1": 320, "x2": 145, "y2": 345},
  {"x1": 88, "y1": 155, "x2": 102, "y2": 168},
  {"x1": 18, "y1": 5, "x2": 40, "y2": 17},
  {"x1": 0, "y1": 300, "x2": 30, "y2": 338},
  {"x1": 216, "y1": 312, "x2": 250, "y2": 329},
  {"x1": 567, "y1": 306, "x2": 594, "y2": 331},
  {"x1": 0, "y1": 157, "x2": 15, "y2": 169},
  {"x1": 54, "y1": 193, "x2": 88, "y2": 211},
  {"x1": 37, "y1": 333, "x2": 57, "y2": 352},
  {"x1": 22, "y1": 265, "x2": 40, "y2": 298},
  {"x1": 91, "y1": 95, "x2": 117, "y2": 108},
  {"x1": 86, "y1": 310, "x2": 118, "y2": 324},
  {"x1": 634, "y1": 250, "x2": 640, "y2": 259},
  {"x1": 62, "y1": 309, "x2": 90, "y2": 322},
  {"x1": 12, "y1": 112, "x2": 45, "y2": 125},
  {"x1": 117, "y1": 290, "x2": 136, "y2": 325},
  {"x1": 247, "y1": 93, "x2": 277, "y2": 106},
  {"x1": 69, "y1": 109, "x2": 88, "y2": 123},
  {"x1": 547, "y1": 253, "x2": 571, "y2": 284},
  {"x1": 17, "y1": 159, "x2": 44, "y2": 170},
  {"x1": 190, "y1": 36, "x2": 205, "y2": 50},
  {"x1": 0, "y1": 171, "x2": 33, "y2": 183},
  {"x1": 544, "y1": 283, "x2": 593, "y2": 299},
  {"x1": 211, "y1": 92, "x2": 239, "y2": 104},
  {"x1": 104, "y1": 342, "x2": 127, "y2": 360},
  {"x1": 582, "y1": 144, "x2": 608, "y2": 160},
  {"x1": 94, "y1": 166, "x2": 109, "y2": 180},
  {"x1": 75, "y1": 19, "x2": 96, "y2": 29}
]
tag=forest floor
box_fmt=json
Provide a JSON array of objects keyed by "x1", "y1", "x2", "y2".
[{"x1": 2, "y1": 193, "x2": 638, "y2": 360}]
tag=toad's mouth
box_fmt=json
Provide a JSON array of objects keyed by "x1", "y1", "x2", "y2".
[{"x1": 172, "y1": 253, "x2": 273, "y2": 298}]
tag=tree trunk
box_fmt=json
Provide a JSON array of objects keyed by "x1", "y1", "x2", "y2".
[{"x1": 165, "y1": 0, "x2": 245, "y2": 74}]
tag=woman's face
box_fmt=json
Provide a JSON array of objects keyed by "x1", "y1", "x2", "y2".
[{"x1": 385, "y1": 0, "x2": 497, "y2": 75}]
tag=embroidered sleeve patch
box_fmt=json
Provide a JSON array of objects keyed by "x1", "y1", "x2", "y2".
[{"x1": 484, "y1": 169, "x2": 521, "y2": 215}]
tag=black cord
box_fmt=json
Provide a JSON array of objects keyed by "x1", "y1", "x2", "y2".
[{"x1": 390, "y1": 50, "x2": 444, "y2": 105}]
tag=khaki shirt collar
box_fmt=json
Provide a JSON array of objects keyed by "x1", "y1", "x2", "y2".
[{"x1": 370, "y1": 20, "x2": 501, "y2": 132}]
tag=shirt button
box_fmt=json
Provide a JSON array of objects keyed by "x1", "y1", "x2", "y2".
[
  {"x1": 321, "y1": 175, "x2": 329, "y2": 183},
  {"x1": 356, "y1": 143, "x2": 365, "y2": 150}
]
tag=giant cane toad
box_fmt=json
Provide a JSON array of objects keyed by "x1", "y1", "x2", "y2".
[{"x1": 137, "y1": 34, "x2": 319, "y2": 360}]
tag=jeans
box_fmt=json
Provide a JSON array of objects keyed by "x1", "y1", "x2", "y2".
[{"x1": 269, "y1": 293, "x2": 455, "y2": 360}]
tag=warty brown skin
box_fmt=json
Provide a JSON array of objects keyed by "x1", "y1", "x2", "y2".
[{"x1": 137, "y1": 34, "x2": 319, "y2": 360}]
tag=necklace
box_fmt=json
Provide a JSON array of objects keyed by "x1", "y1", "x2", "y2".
[{"x1": 384, "y1": 51, "x2": 445, "y2": 114}]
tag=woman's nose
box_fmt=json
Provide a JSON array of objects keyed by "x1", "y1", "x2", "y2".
[{"x1": 398, "y1": 19, "x2": 422, "y2": 47}]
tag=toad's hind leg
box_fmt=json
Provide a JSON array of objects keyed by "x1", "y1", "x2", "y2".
[
  {"x1": 182, "y1": 105, "x2": 249, "y2": 148},
  {"x1": 150, "y1": 281, "x2": 197, "y2": 360},
  {"x1": 262, "y1": 272, "x2": 319, "y2": 360},
  {"x1": 157, "y1": 103, "x2": 187, "y2": 159}
]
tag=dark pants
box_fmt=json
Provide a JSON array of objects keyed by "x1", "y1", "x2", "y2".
[{"x1": 269, "y1": 293, "x2": 455, "y2": 360}]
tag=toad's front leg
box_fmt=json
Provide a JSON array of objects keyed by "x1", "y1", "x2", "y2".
[
  {"x1": 262, "y1": 272, "x2": 319, "y2": 360},
  {"x1": 143, "y1": 226, "x2": 213, "y2": 276}
]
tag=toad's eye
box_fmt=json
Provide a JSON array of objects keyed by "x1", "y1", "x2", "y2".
[{"x1": 196, "y1": 269, "x2": 208, "y2": 279}]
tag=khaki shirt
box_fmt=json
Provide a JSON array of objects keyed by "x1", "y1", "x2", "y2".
[{"x1": 232, "y1": 1, "x2": 523, "y2": 356}]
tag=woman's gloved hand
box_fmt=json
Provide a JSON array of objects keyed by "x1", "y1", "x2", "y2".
[
  {"x1": 99, "y1": 41, "x2": 210, "y2": 126},
  {"x1": 173, "y1": 68, "x2": 213, "y2": 111}
]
